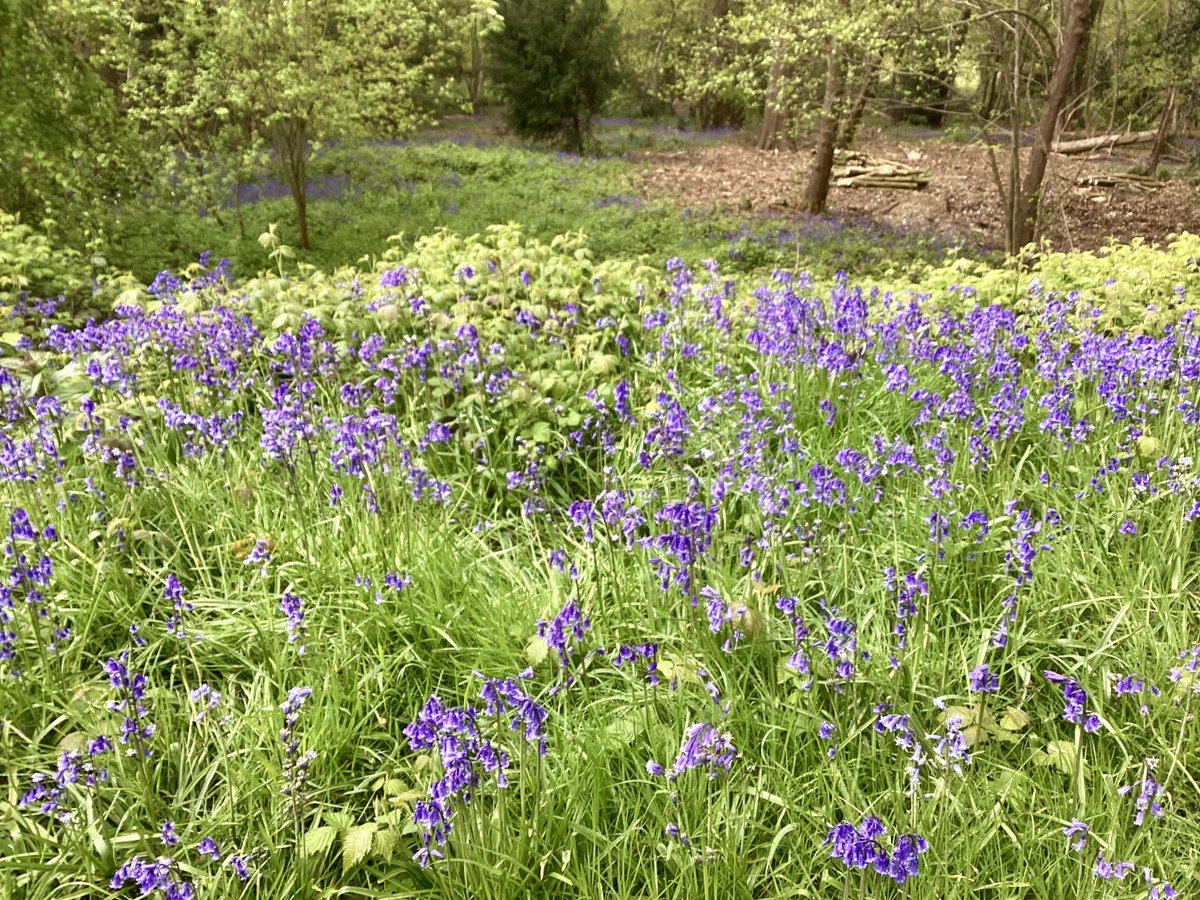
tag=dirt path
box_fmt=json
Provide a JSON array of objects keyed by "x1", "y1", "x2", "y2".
[{"x1": 631, "y1": 136, "x2": 1200, "y2": 253}]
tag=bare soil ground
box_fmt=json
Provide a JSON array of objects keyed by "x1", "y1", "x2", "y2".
[{"x1": 631, "y1": 135, "x2": 1200, "y2": 252}]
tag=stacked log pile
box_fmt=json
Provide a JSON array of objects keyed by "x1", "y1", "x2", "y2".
[{"x1": 832, "y1": 150, "x2": 930, "y2": 190}]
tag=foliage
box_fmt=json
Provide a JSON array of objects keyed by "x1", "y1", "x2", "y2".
[
  {"x1": 606, "y1": 0, "x2": 708, "y2": 116},
  {"x1": 0, "y1": 0, "x2": 145, "y2": 251},
  {"x1": 489, "y1": 0, "x2": 621, "y2": 150},
  {"x1": 915, "y1": 233, "x2": 1200, "y2": 330},
  {"x1": 0, "y1": 213, "x2": 91, "y2": 307},
  {"x1": 97, "y1": 0, "x2": 472, "y2": 249}
]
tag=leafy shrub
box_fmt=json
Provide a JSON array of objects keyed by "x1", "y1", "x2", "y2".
[
  {"x1": 913, "y1": 233, "x2": 1200, "y2": 331},
  {"x1": 489, "y1": 0, "x2": 621, "y2": 150}
]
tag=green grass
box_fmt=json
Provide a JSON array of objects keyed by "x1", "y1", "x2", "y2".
[{"x1": 102, "y1": 135, "x2": 984, "y2": 285}]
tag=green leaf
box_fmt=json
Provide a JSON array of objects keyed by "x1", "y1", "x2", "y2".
[
  {"x1": 1033, "y1": 739, "x2": 1090, "y2": 780},
  {"x1": 303, "y1": 825, "x2": 337, "y2": 856},
  {"x1": 371, "y1": 827, "x2": 398, "y2": 862},
  {"x1": 343, "y1": 823, "x2": 377, "y2": 872},
  {"x1": 603, "y1": 717, "x2": 638, "y2": 748},
  {"x1": 999, "y1": 706, "x2": 1031, "y2": 732},
  {"x1": 988, "y1": 769, "x2": 1032, "y2": 807},
  {"x1": 324, "y1": 810, "x2": 354, "y2": 831},
  {"x1": 525, "y1": 634, "x2": 549, "y2": 667},
  {"x1": 587, "y1": 353, "x2": 619, "y2": 375}
]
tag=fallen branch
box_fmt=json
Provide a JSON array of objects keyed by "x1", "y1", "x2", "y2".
[
  {"x1": 1051, "y1": 130, "x2": 1157, "y2": 155},
  {"x1": 835, "y1": 176, "x2": 927, "y2": 190},
  {"x1": 1074, "y1": 172, "x2": 1159, "y2": 190}
]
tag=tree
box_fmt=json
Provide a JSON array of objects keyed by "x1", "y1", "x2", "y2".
[
  {"x1": 716, "y1": 0, "x2": 924, "y2": 212},
  {"x1": 0, "y1": 0, "x2": 143, "y2": 249},
  {"x1": 1010, "y1": 0, "x2": 1099, "y2": 250},
  {"x1": 489, "y1": 0, "x2": 621, "y2": 151},
  {"x1": 106, "y1": 0, "x2": 468, "y2": 250}
]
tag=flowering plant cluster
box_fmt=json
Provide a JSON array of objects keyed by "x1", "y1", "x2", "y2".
[{"x1": 3, "y1": 230, "x2": 1198, "y2": 898}]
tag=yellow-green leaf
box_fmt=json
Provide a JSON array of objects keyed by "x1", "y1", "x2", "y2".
[
  {"x1": 303, "y1": 825, "x2": 337, "y2": 856},
  {"x1": 371, "y1": 827, "x2": 398, "y2": 863},
  {"x1": 343, "y1": 823, "x2": 377, "y2": 872}
]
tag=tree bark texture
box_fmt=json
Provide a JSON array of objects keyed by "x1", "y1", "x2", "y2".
[
  {"x1": 1011, "y1": 0, "x2": 1100, "y2": 251},
  {"x1": 1146, "y1": 86, "x2": 1177, "y2": 177},
  {"x1": 1050, "y1": 129, "x2": 1157, "y2": 154},
  {"x1": 837, "y1": 59, "x2": 878, "y2": 150},
  {"x1": 758, "y1": 60, "x2": 787, "y2": 150},
  {"x1": 804, "y1": 46, "x2": 846, "y2": 215},
  {"x1": 276, "y1": 117, "x2": 311, "y2": 251}
]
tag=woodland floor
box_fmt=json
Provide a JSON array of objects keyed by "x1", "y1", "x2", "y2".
[{"x1": 630, "y1": 132, "x2": 1200, "y2": 252}]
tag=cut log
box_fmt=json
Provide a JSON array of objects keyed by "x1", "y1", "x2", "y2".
[
  {"x1": 831, "y1": 149, "x2": 930, "y2": 190},
  {"x1": 835, "y1": 176, "x2": 926, "y2": 190},
  {"x1": 1051, "y1": 130, "x2": 1157, "y2": 155},
  {"x1": 1074, "y1": 172, "x2": 1159, "y2": 189}
]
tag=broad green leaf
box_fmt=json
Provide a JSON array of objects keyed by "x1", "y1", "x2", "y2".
[
  {"x1": 343, "y1": 824, "x2": 377, "y2": 872},
  {"x1": 999, "y1": 707, "x2": 1031, "y2": 732},
  {"x1": 371, "y1": 827, "x2": 398, "y2": 863},
  {"x1": 304, "y1": 825, "x2": 337, "y2": 856},
  {"x1": 1034, "y1": 739, "x2": 1090, "y2": 780},
  {"x1": 525, "y1": 635, "x2": 550, "y2": 667}
]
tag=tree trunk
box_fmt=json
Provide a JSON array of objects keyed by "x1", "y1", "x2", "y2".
[
  {"x1": 1069, "y1": 0, "x2": 1104, "y2": 122},
  {"x1": 803, "y1": 46, "x2": 845, "y2": 215},
  {"x1": 759, "y1": 60, "x2": 787, "y2": 150},
  {"x1": 929, "y1": 10, "x2": 972, "y2": 127},
  {"x1": 1146, "y1": 86, "x2": 1176, "y2": 177},
  {"x1": 980, "y1": 68, "x2": 999, "y2": 121},
  {"x1": 276, "y1": 117, "x2": 311, "y2": 251},
  {"x1": 466, "y1": 18, "x2": 485, "y2": 112},
  {"x1": 1051, "y1": 129, "x2": 1157, "y2": 154},
  {"x1": 1011, "y1": 0, "x2": 1099, "y2": 251},
  {"x1": 837, "y1": 59, "x2": 878, "y2": 150}
]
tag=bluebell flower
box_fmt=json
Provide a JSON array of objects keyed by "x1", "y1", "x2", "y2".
[
  {"x1": 969, "y1": 664, "x2": 999, "y2": 693},
  {"x1": 665, "y1": 722, "x2": 738, "y2": 781},
  {"x1": 1063, "y1": 819, "x2": 1089, "y2": 852},
  {"x1": 825, "y1": 817, "x2": 929, "y2": 884},
  {"x1": 111, "y1": 856, "x2": 193, "y2": 899},
  {"x1": 228, "y1": 855, "x2": 251, "y2": 881},
  {"x1": 1044, "y1": 671, "x2": 1100, "y2": 732},
  {"x1": 536, "y1": 599, "x2": 590, "y2": 669},
  {"x1": 279, "y1": 592, "x2": 306, "y2": 655}
]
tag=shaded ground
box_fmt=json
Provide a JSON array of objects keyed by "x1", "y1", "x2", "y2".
[{"x1": 632, "y1": 135, "x2": 1200, "y2": 253}]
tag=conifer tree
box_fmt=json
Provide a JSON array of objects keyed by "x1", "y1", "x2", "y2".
[{"x1": 489, "y1": 0, "x2": 620, "y2": 151}]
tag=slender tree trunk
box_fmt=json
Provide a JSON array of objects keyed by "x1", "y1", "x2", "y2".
[
  {"x1": 235, "y1": 177, "x2": 247, "y2": 240},
  {"x1": 1011, "y1": 0, "x2": 1099, "y2": 251},
  {"x1": 1007, "y1": 16, "x2": 1022, "y2": 254},
  {"x1": 980, "y1": 68, "x2": 999, "y2": 121},
  {"x1": 1068, "y1": 0, "x2": 1104, "y2": 122},
  {"x1": 759, "y1": 60, "x2": 787, "y2": 150},
  {"x1": 1146, "y1": 85, "x2": 1176, "y2": 177},
  {"x1": 804, "y1": 46, "x2": 845, "y2": 215},
  {"x1": 277, "y1": 118, "x2": 311, "y2": 251},
  {"x1": 837, "y1": 58, "x2": 879, "y2": 150},
  {"x1": 466, "y1": 19, "x2": 484, "y2": 111}
]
